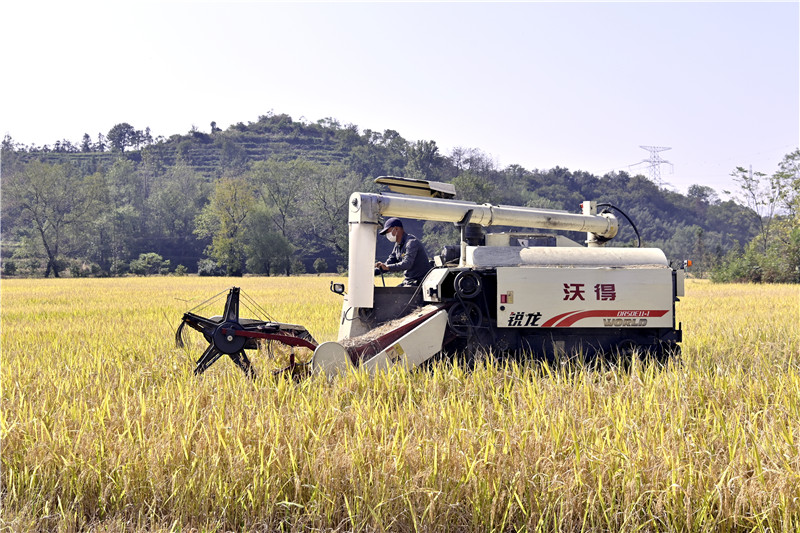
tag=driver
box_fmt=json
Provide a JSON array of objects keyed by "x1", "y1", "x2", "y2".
[{"x1": 374, "y1": 218, "x2": 430, "y2": 287}]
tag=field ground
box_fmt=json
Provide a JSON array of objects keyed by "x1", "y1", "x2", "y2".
[{"x1": 1, "y1": 277, "x2": 799, "y2": 532}]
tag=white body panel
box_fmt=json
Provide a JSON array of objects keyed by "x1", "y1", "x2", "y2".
[
  {"x1": 421, "y1": 267, "x2": 452, "y2": 303},
  {"x1": 360, "y1": 309, "x2": 449, "y2": 373},
  {"x1": 468, "y1": 246, "x2": 669, "y2": 268},
  {"x1": 675, "y1": 269, "x2": 685, "y2": 297},
  {"x1": 337, "y1": 297, "x2": 372, "y2": 341},
  {"x1": 346, "y1": 220, "x2": 379, "y2": 309},
  {"x1": 312, "y1": 341, "x2": 352, "y2": 375},
  {"x1": 496, "y1": 267, "x2": 674, "y2": 329}
]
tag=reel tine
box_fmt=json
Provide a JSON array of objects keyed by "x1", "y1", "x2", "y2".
[
  {"x1": 195, "y1": 345, "x2": 223, "y2": 375},
  {"x1": 175, "y1": 320, "x2": 187, "y2": 348},
  {"x1": 196, "y1": 343, "x2": 215, "y2": 365},
  {"x1": 230, "y1": 350, "x2": 257, "y2": 380},
  {"x1": 222, "y1": 287, "x2": 240, "y2": 323}
]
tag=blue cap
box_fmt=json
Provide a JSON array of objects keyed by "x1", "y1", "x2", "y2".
[{"x1": 379, "y1": 217, "x2": 403, "y2": 234}]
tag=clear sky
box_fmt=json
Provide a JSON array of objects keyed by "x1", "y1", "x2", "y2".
[{"x1": 2, "y1": 1, "x2": 798, "y2": 195}]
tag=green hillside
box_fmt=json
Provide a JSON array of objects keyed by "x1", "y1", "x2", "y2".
[{"x1": 2, "y1": 112, "x2": 793, "y2": 280}]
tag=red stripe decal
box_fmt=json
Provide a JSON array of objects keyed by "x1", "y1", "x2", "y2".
[
  {"x1": 541, "y1": 310, "x2": 583, "y2": 328},
  {"x1": 553, "y1": 310, "x2": 669, "y2": 327},
  {"x1": 224, "y1": 329, "x2": 318, "y2": 350}
]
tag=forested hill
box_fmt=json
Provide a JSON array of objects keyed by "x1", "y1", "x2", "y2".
[{"x1": 1, "y1": 113, "x2": 759, "y2": 277}]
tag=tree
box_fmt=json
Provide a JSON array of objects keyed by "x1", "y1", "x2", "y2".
[
  {"x1": 216, "y1": 137, "x2": 247, "y2": 176},
  {"x1": 1, "y1": 135, "x2": 22, "y2": 175},
  {"x1": 129, "y1": 252, "x2": 169, "y2": 275},
  {"x1": 769, "y1": 149, "x2": 800, "y2": 278},
  {"x1": 248, "y1": 158, "x2": 363, "y2": 273},
  {"x1": 249, "y1": 158, "x2": 309, "y2": 239},
  {"x1": 730, "y1": 165, "x2": 783, "y2": 254},
  {"x1": 81, "y1": 133, "x2": 92, "y2": 152},
  {"x1": 313, "y1": 257, "x2": 328, "y2": 273},
  {"x1": 244, "y1": 207, "x2": 294, "y2": 275},
  {"x1": 194, "y1": 177, "x2": 254, "y2": 276},
  {"x1": 2, "y1": 161, "x2": 99, "y2": 277},
  {"x1": 147, "y1": 161, "x2": 208, "y2": 269},
  {"x1": 687, "y1": 184, "x2": 719, "y2": 205},
  {"x1": 448, "y1": 147, "x2": 498, "y2": 179},
  {"x1": 298, "y1": 163, "x2": 363, "y2": 262},
  {"x1": 774, "y1": 149, "x2": 800, "y2": 220},
  {"x1": 451, "y1": 171, "x2": 498, "y2": 203},
  {"x1": 714, "y1": 149, "x2": 800, "y2": 282},
  {"x1": 107, "y1": 123, "x2": 138, "y2": 153},
  {"x1": 379, "y1": 129, "x2": 409, "y2": 176},
  {"x1": 404, "y1": 140, "x2": 444, "y2": 180},
  {"x1": 87, "y1": 159, "x2": 147, "y2": 271}
]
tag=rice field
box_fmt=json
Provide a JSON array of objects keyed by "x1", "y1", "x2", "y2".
[{"x1": 1, "y1": 277, "x2": 798, "y2": 532}]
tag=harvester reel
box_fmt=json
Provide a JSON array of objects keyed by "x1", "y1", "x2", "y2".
[{"x1": 176, "y1": 287, "x2": 317, "y2": 379}]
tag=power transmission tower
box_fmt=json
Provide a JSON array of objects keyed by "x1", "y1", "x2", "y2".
[{"x1": 631, "y1": 146, "x2": 673, "y2": 185}]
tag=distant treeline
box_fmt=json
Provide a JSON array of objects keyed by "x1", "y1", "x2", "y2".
[{"x1": 1, "y1": 113, "x2": 797, "y2": 281}]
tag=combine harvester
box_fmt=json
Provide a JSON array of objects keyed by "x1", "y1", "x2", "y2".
[{"x1": 177, "y1": 177, "x2": 684, "y2": 378}]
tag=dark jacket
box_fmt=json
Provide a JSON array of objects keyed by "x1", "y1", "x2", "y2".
[{"x1": 385, "y1": 233, "x2": 430, "y2": 282}]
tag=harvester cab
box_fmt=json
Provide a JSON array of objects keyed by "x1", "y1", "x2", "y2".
[{"x1": 176, "y1": 176, "x2": 684, "y2": 378}]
